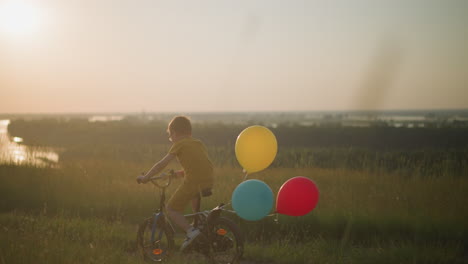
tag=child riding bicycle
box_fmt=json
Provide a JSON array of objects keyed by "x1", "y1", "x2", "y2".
[{"x1": 137, "y1": 116, "x2": 214, "y2": 250}]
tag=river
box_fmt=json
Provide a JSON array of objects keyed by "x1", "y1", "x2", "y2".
[{"x1": 0, "y1": 120, "x2": 59, "y2": 167}]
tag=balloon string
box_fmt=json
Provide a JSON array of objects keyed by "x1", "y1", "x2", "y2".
[
  {"x1": 223, "y1": 171, "x2": 248, "y2": 212},
  {"x1": 274, "y1": 213, "x2": 279, "y2": 224},
  {"x1": 242, "y1": 171, "x2": 249, "y2": 182}
]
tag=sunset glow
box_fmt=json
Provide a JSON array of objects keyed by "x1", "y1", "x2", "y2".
[
  {"x1": 0, "y1": 1, "x2": 44, "y2": 36},
  {"x1": 0, "y1": 1, "x2": 467, "y2": 113}
]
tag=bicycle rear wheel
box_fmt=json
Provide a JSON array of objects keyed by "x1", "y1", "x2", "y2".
[
  {"x1": 207, "y1": 216, "x2": 244, "y2": 264},
  {"x1": 136, "y1": 216, "x2": 175, "y2": 262}
]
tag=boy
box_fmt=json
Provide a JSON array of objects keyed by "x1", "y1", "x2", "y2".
[{"x1": 136, "y1": 116, "x2": 214, "y2": 250}]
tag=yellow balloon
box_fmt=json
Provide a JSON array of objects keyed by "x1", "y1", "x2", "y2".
[{"x1": 235, "y1": 125, "x2": 277, "y2": 173}]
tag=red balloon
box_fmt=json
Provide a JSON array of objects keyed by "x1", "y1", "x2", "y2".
[{"x1": 276, "y1": 176, "x2": 319, "y2": 216}]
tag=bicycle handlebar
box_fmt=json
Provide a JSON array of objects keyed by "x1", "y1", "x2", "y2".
[{"x1": 149, "y1": 169, "x2": 175, "y2": 188}]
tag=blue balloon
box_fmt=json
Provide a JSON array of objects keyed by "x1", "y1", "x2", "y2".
[{"x1": 232, "y1": 180, "x2": 273, "y2": 221}]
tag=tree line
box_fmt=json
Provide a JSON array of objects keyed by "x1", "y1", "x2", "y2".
[{"x1": 8, "y1": 118, "x2": 468, "y2": 150}]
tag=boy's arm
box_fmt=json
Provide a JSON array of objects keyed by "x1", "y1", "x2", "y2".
[{"x1": 142, "y1": 154, "x2": 175, "y2": 183}]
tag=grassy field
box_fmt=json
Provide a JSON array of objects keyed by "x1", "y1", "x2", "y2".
[
  {"x1": 1, "y1": 159, "x2": 467, "y2": 263},
  {"x1": 1, "y1": 118, "x2": 468, "y2": 263}
]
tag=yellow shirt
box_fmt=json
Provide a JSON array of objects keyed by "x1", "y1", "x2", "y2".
[{"x1": 169, "y1": 137, "x2": 214, "y2": 186}]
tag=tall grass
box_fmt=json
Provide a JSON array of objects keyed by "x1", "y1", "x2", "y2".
[
  {"x1": 8, "y1": 118, "x2": 468, "y2": 176},
  {"x1": 0, "y1": 211, "x2": 139, "y2": 264},
  {"x1": 1, "y1": 158, "x2": 467, "y2": 263},
  {"x1": 2, "y1": 118, "x2": 468, "y2": 263}
]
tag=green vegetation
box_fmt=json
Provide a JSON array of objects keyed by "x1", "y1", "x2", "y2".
[
  {"x1": 1, "y1": 118, "x2": 468, "y2": 263},
  {"x1": 1, "y1": 163, "x2": 467, "y2": 263},
  {"x1": 8, "y1": 118, "x2": 468, "y2": 175}
]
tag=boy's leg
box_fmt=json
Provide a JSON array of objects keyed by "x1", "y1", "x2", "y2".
[
  {"x1": 191, "y1": 196, "x2": 201, "y2": 227},
  {"x1": 166, "y1": 205, "x2": 201, "y2": 251},
  {"x1": 191, "y1": 196, "x2": 201, "y2": 213},
  {"x1": 166, "y1": 206, "x2": 191, "y2": 232},
  {"x1": 166, "y1": 183, "x2": 200, "y2": 233}
]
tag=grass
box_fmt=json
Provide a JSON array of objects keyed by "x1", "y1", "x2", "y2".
[
  {"x1": 0, "y1": 211, "x2": 138, "y2": 264},
  {"x1": 1, "y1": 160, "x2": 467, "y2": 263},
  {"x1": 245, "y1": 239, "x2": 466, "y2": 264},
  {"x1": 1, "y1": 211, "x2": 465, "y2": 264}
]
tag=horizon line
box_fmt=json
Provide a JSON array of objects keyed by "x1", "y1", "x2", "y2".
[{"x1": 1, "y1": 108, "x2": 468, "y2": 116}]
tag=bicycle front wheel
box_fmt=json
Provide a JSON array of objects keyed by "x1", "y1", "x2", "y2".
[
  {"x1": 136, "y1": 216, "x2": 175, "y2": 262},
  {"x1": 207, "y1": 216, "x2": 244, "y2": 264}
]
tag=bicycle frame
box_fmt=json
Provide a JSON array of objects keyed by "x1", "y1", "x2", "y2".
[
  {"x1": 150, "y1": 212, "x2": 165, "y2": 245},
  {"x1": 148, "y1": 178, "x2": 173, "y2": 245},
  {"x1": 138, "y1": 172, "x2": 245, "y2": 263},
  {"x1": 148, "y1": 174, "x2": 230, "y2": 246}
]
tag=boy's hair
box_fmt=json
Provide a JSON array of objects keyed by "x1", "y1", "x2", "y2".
[{"x1": 168, "y1": 116, "x2": 192, "y2": 135}]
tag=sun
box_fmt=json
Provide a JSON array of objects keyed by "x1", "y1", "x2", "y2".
[{"x1": 0, "y1": 1, "x2": 44, "y2": 36}]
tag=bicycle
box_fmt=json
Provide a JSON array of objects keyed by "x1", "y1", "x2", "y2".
[{"x1": 136, "y1": 170, "x2": 244, "y2": 263}]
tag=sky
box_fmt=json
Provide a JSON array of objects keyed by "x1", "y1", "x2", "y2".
[{"x1": 0, "y1": 0, "x2": 467, "y2": 113}]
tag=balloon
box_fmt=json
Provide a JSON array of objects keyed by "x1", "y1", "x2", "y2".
[
  {"x1": 276, "y1": 176, "x2": 319, "y2": 216},
  {"x1": 232, "y1": 180, "x2": 274, "y2": 221},
  {"x1": 235, "y1": 125, "x2": 277, "y2": 173}
]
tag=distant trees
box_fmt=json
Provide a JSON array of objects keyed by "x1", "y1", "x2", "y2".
[
  {"x1": 7, "y1": 118, "x2": 468, "y2": 176},
  {"x1": 8, "y1": 118, "x2": 468, "y2": 150}
]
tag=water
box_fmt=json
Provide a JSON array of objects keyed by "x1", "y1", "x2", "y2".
[
  {"x1": 0, "y1": 120, "x2": 59, "y2": 167},
  {"x1": 88, "y1": 115, "x2": 124, "y2": 122}
]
